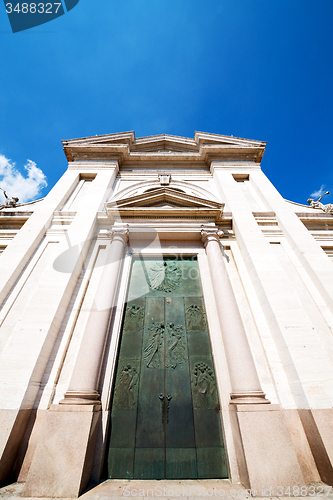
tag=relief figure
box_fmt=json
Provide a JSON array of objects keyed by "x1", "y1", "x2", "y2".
[
  {"x1": 148, "y1": 261, "x2": 182, "y2": 292},
  {"x1": 113, "y1": 362, "x2": 139, "y2": 409},
  {"x1": 191, "y1": 362, "x2": 217, "y2": 409},
  {"x1": 186, "y1": 304, "x2": 207, "y2": 331},
  {"x1": 123, "y1": 303, "x2": 144, "y2": 332},
  {"x1": 143, "y1": 322, "x2": 165, "y2": 369},
  {"x1": 166, "y1": 323, "x2": 188, "y2": 369}
]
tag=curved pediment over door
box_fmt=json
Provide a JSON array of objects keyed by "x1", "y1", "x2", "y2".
[
  {"x1": 109, "y1": 179, "x2": 220, "y2": 204},
  {"x1": 105, "y1": 186, "x2": 224, "y2": 222}
]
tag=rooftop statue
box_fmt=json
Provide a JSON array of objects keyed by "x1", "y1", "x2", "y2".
[
  {"x1": 307, "y1": 191, "x2": 333, "y2": 214},
  {"x1": 0, "y1": 188, "x2": 19, "y2": 210}
]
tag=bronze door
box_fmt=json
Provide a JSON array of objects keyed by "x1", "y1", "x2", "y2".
[{"x1": 106, "y1": 257, "x2": 228, "y2": 479}]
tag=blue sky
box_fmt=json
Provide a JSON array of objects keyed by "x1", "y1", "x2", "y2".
[{"x1": 0, "y1": 0, "x2": 333, "y2": 205}]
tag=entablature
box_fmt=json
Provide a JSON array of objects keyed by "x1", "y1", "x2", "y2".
[{"x1": 95, "y1": 218, "x2": 234, "y2": 242}]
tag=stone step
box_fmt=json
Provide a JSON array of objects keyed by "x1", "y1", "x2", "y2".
[{"x1": 1, "y1": 481, "x2": 333, "y2": 500}]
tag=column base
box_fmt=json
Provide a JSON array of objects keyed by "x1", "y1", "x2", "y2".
[
  {"x1": 231, "y1": 403, "x2": 305, "y2": 494},
  {"x1": 299, "y1": 408, "x2": 333, "y2": 485},
  {"x1": 23, "y1": 404, "x2": 101, "y2": 498},
  {"x1": 0, "y1": 408, "x2": 31, "y2": 484},
  {"x1": 59, "y1": 390, "x2": 101, "y2": 406},
  {"x1": 230, "y1": 391, "x2": 270, "y2": 404}
]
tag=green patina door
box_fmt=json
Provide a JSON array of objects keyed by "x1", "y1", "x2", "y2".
[{"x1": 106, "y1": 257, "x2": 228, "y2": 480}]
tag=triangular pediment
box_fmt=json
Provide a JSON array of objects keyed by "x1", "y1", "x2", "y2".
[{"x1": 105, "y1": 187, "x2": 224, "y2": 221}]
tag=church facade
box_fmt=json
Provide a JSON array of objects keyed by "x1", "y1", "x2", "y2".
[{"x1": 1, "y1": 132, "x2": 333, "y2": 496}]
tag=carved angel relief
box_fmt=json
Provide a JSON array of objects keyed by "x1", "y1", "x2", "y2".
[
  {"x1": 143, "y1": 323, "x2": 165, "y2": 369},
  {"x1": 148, "y1": 261, "x2": 182, "y2": 293},
  {"x1": 123, "y1": 304, "x2": 144, "y2": 332},
  {"x1": 186, "y1": 304, "x2": 207, "y2": 332},
  {"x1": 143, "y1": 322, "x2": 188, "y2": 369},
  {"x1": 191, "y1": 362, "x2": 218, "y2": 409},
  {"x1": 166, "y1": 323, "x2": 188, "y2": 369},
  {"x1": 113, "y1": 360, "x2": 139, "y2": 409}
]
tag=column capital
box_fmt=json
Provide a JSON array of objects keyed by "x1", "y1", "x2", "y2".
[
  {"x1": 201, "y1": 227, "x2": 222, "y2": 247},
  {"x1": 108, "y1": 226, "x2": 129, "y2": 245}
]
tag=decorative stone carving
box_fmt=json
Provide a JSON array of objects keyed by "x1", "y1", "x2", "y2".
[
  {"x1": 166, "y1": 323, "x2": 188, "y2": 369},
  {"x1": 109, "y1": 226, "x2": 130, "y2": 244},
  {"x1": 186, "y1": 304, "x2": 207, "y2": 332},
  {"x1": 159, "y1": 174, "x2": 171, "y2": 186},
  {"x1": 201, "y1": 228, "x2": 223, "y2": 247},
  {"x1": 148, "y1": 261, "x2": 182, "y2": 292},
  {"x1": 191, "y1": 362, "x2": 218, "y2": 410},
  {"x1": 143, "y1": 323, "x2": 165, "y2": 369},
  {"x1": 113, "y1": 360, "x2": 139, "y2": 409}
]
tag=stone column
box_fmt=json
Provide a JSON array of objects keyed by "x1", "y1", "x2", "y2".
[
  {"x1": 60, "y1": 226, "x2": 129, "y2": 405},
  {"x1": 202, "y1": 228, "x2": 269, "y2": 404}
]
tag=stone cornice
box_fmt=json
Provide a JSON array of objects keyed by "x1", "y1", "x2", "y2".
[{"x1": 62, "y1": 132, "x2": 266, "y2": 167}]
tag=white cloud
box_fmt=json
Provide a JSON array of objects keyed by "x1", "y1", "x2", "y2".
[
  {"x1": 0, "y1": 155, "x2": 47, "y2": 204},
  {"x1": 310, "y1": 184, "x2": 327, "y2": 199}
]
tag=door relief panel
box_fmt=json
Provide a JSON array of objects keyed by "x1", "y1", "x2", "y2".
[{"x1": 106, "y1": 258, "x2": 227, "y2": 480}]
